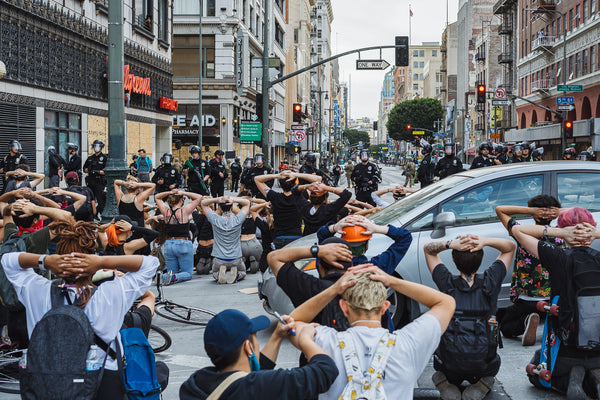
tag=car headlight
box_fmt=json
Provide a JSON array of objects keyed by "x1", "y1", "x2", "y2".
[{"x1": 294, "y1": 259, "x2": 317, "y2": 271}]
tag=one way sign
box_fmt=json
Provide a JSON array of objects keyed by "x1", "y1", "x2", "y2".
[{"x1": 356, "y1": 60, "x2": 391, "y2": 70}]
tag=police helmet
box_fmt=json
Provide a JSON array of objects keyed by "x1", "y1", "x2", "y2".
[
  {"x1": 532, "y1": 147, "x2": 544, "y2": 158},
  {"x1": 479, "y1": 142, "x2": 492, "y2": 152},
  {"x1": 306, "y1": 153, "x2": 317, "y2": 164},
  {"x1": 521, "y1": 141, "x2": 531, "y2": 151},
  {"x1": 578, "y1": 151, "x2": 592, "y2": 161},
  {"x1": 161, "y1": 153, "x2": 173, "y2": 164},
  {"x1": 67, "y1": 142, "x2": 79, "y2": 151},
  {"x1": 254, "y1": 153, "x2": 265, "y2": 164},
  {"x1": 244, "y1": 157, "x2": 254, "y2": 168},
  {"x1": 92, "y1": 139, "x2": 105, "y2": 151},
  {"x1": 235, "y1": 157, "x2": 240, "y2": 162},
  {"x1": 563, "y1": 147, "x2": 576, "y2": 157},
  {"x1": 9, "y1": 140, "x2": 22, "y2": 152},
  {"x1": 215, "y1": 149, "x2": 224, "y2": 156},
  {"x1": 513, "y1": 144, "x2": 523, "y2": 153},
  {"x1": 189, "y1": 145, "x2": 201, "y2": 155},
  {"x1": 359, "y1": 150, "x2": 369, "y2": 161},
  {"x1": 444, "y1": 141, "x2": 454, "y2": 155},
  {"x1": 47, "y1": 146, "x2": 57, "y2": 154}
]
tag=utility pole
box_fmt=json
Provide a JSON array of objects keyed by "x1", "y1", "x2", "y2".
[
  {"x1": 198, "y1": 0, "x2": 203, "y2": 156},
  {"x1": 261, "y1": 0, "x2": 271, "y2": 164},
  {"x1": 104, "y1": 0, "x2": 127, "y2": 221}
]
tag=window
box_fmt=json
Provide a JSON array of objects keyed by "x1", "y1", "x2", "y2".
[
  {"x1": 413, "y1": 61, "x2": 419, "y2": 68},
  {"x1": 419, "y1": 50, "x2": 425, "y2": 57},
  {"x1": 419, "y1": 61, "x2": 424, "y2": 68},
  {"x1": 592, "y1": 46, "x2": 596, "y2": 72},
  {"x1": 294, "y1": 28, "x2": 298, "y2": 44},
  {"x1": 576, "y1": 5, "x2": 580, "y2": 27},
  {"x1": 134, "y1": 0, "x2": 153, "y2": 31},
  {"x1": 413, "y1": 50, "x2": 419, "y2": 57},
  {"x1": 413, "y1": 73, "x2": 419, "y2": 80},
  {"x1": 172, "y1": 35, "x2": 215, "y2": 78},
  {"x1": 44, "y1": 111, "x2": 81, "y2": 178},
  {"x1": 440, "y1": 175, "x2": 544, "y2": 226},
  {"x1": 557, "y1": 173, "x2": 600, "y2": 211},
  {"x1": 432, "y1": 50, "x2": 438, "y2": 57},
  {"x1": 569, "y1": 9, "x2": 574, "y2": 31},
  {"x1": 158, "y1": 0, "x2": 168, "y2": 42},
  {"x1": 569, "y1": 55, "x2": 573, "y2": 79},
  {"x1": 584, "y1": 0, "x2": 589, "y2": 22},
  {"x1": 583, "y1": 49, "x2": 588, "y2": 75},
  {"x1": 317, "y1": 29, "x2": 322, "y2": 38},
  {"x1": 275, "y1": 22, "x2": 284, "y2": 48},
  {"x1": 419, "y1": 73, "x2": 423, "y2": 80},
  {"x1": 413, "y1": 83, "x2": 419, "y2": 90}
]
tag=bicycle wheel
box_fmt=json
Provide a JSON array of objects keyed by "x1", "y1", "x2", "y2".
[
  {"x1": 155, "y1": 302, "x2": 215, "y2": 326},
  {"x1": 148, "y1": 324, "x2": 172, "y2": 353},
  {"x1": 0, "y1": 350, "x2": 20, "y2": 394}
]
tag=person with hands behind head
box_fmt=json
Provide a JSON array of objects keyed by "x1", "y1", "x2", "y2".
[
  {"x1": 201, "y1": 196, "x2": 250, "y2": 284},
  {"x1": 424, "y1": 234, "x2": 515, "y2": 400},
  {"x1": 495, "y1": 195, "x2": 564, "y2": 346},
  {"x1": 299, "y1": 181, "x2": 352, "y2": 236},
  {"x1": 99, "y1": 215, "x2": 158, "y2": 256},
  {"x1": 114, "y1": 176, "x2": 156, "y2": 227},
  {"x1": 4, "y1": 165, "x2": 45, "y2": 192},
  {"x1": 290, "y1": 264, "x2": 455, "y2": 400},
  {"x1": 255, "y1": 169, "x2": 321, "y2": 249},
  {"x1": 180, "y1": 309, "x2": 338, "y2": 400}
]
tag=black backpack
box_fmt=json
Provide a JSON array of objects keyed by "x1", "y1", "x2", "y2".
[
  {"x1": 0, "y1": 231, "x2": 28, "y2": 311},
  {"x1": 555, "y1": 247, "x2": 600, "y2": 349},
  {"x1": 435, "y1": 275, "x2": 500, "y2": 374},
  {"x1": 21, "y1": 283, "x2": 109, "y2": 400},
  {"x1": 66, "y1": 185, "x2": 94, "y2": 219}
]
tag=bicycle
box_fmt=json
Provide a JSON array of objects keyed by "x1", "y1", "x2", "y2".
[
  {"x1": 0, "y1": 345, "x2": 22, "y2": 394},
  {"x1": 148, "y1": 324, "x2": 171, "y2": 353},
  {"x1": 153, "y1": 271, "x2": 216, "y2": 326}
]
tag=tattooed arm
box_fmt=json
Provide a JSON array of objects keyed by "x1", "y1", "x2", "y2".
[{"x1": 424, "y1": 235, "x2": 479, "y2": 274}]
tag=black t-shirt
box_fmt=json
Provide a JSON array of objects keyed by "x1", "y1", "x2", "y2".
[
  {"x1": 432, "y1": 260, "x2": 507, "y2": 299},
  {"x1": 122, "y1": 305, "x2": 152, "y2": 337},
  {"x1": 276, "y1": 262, "x2": 349, "y2": 330},
  {"x1": 266, "y1": 188, "x2": 303, "y2": 238},
  {"x1": 300, "y1": 189, "x2": 352, "y2": 236}
]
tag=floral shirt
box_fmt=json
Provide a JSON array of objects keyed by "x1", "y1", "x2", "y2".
[{"x1": 507, "y1": 218, "x2": 565, "y2": 302}]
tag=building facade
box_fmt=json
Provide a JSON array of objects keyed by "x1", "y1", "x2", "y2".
[
  {"x1": 409, "y1": 42, "x2": 442, "y2": 99},
  {"x1": 377, "y1": 68, "x2": 395, "y2": 144},
  {"x1": 0, "y1": 0, "x2": 173, "y2": 187}
]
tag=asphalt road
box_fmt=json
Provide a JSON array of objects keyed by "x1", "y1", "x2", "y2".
[{"x1": 2, "y1": 165, "x2": 567, "y2": 399}]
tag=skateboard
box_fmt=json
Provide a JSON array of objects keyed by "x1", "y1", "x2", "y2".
[{"x1": 525, "y1": 296, "x2": 561, "y2": 388}]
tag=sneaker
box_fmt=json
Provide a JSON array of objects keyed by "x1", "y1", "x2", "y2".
[
  {"x1": 567, "y1": 365, "x2": 588, "y2": 400},
  {"x1": 588, "y1": 368, "x2": 600, "y2": 399},
  {"x1": 432, "y1": 371, "x2": 461, "y2": 400},
  {"x1": 162, "y1": 271, "x2": 173, "y2": 286},
  {"x1": 217, "y1": 265, "x2": 227, "y2": 284},
  {"x1": 522, "y1": 313, "x2": 540, "y2": 346},
  {"x1": 462, "y1": 376, "x2": 495, "y2": 400},
  {"x1": 227, "y1": 267, "x2": 237, "y2": 284}
]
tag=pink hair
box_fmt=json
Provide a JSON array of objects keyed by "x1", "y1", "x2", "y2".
[{"x1": 557, "y1": 207, "x2": 596, "y2": 228}]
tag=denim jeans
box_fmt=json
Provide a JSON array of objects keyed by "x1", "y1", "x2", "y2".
[{"x1": 163, "y1": 239, "x2": 193, "y2": 283}]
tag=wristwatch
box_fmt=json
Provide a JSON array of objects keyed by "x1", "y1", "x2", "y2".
[
  {"x1": 38, "y1": 254, "x2": 47, "y2": 272},
  {"x1": 445, "y1": 240, "x2": 452, "y2": 249},
  {"x1": 310, "y1": 244, "x2": 319, "y2": 258}
]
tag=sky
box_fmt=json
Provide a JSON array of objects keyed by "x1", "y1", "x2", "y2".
[{"x1": 330, "y1": 0, "x2": 459, "y2": 121}]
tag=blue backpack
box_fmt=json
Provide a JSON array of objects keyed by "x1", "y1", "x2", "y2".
[{"x1": 119, "y1": 327, "x2": 161, "y2": 400}]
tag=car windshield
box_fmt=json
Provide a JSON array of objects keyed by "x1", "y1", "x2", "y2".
[{"x1": 371, "y1": 174, "x2": 472, "y2": 225}]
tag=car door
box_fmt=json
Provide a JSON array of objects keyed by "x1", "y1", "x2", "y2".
[{"x1": 413, "y1": 173, "x2": 545, "y2": 310}]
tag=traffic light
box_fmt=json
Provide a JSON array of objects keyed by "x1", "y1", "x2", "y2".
[
  {"x1": 395, "y1": 36, "x2": 409, "y2": 67},
  {"x1": 294, "y1": 146, "x2": 301, "y2": 153},
  {"x1": 330, "y1": 143, "x2": 335, "y2": 151},
  {"x1": 564, "y1": 120, "x2": 574, "y2": 139},
  {"x1": 293, "y1": 103, "x2": 302, "y2": 123},
  {"x1": 477, "y1": 85, "x2": 486, "y2": 104},
  {"x1": 406, "y1": 124, "x2": 412, "y2": 131}
]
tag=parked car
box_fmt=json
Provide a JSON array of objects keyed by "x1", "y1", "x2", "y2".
[{"x1": 258, "y1": 161, "x2": 600, "y2": 325}]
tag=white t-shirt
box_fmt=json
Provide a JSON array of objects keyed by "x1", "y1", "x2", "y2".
[
  {"x1": 315, "y1": 313, "x2": 441, "y2": 400},
  {"x1": 2, "y1": 252, "x2": 159, "y2": 371}
]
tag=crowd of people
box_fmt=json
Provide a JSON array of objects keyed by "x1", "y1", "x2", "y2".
[{"x1": 0, "y1": 138, "x2": 599, "y2": 400}]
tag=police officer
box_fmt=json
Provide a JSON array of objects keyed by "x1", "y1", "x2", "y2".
[
  {"x1": 416, "y1": 141, "x2": 435, "y2": 188},
  {"x1": 351, "y1": 149, "x2": 381, "y2": 206},
  {"x1": 83, "y1": 139, "x2": 108, "y2": 216},
  {"x1": 520, "y1": 141, "x2": 534, "y2": 162},
  {"x1": 230, "y1": 157, "x2": 242, "y2": 192},
  {"x1": 298, "y1": 153, "x2": 324, "y2": 185},
  {"x1": 238, "y1": 157, "x2": 254, "y2": 195},
  {"x1": 563, "y1": 147, "x2": 577, "y2": 160},
  {"x1": 47, "y1": 146, "x2": 66, "y2": 188},
  {"x1": 65, "y1": 142, "x2": 82, "y2": 181},
  {"x1": 496, "y1": 144, "x2": 510, "y2": 164},
  {"x1": 0, "y1": 140, "x2": 28, "y2": 194},
  {"x1": 435, "y1": 141, "x2": 463, "y2": 179},
  {"x1": 246, "y1": 153, "x2": 273, "y2": 199},
  {"x1": 152, "y1": 153, "x2": 181, "y2": 193},
  {"x1": 470, "y1": 142, "x2": 499, "y2": 169},
  {"x1": 209, "y1": 150, "x2": 228, "y2": 197},
  {"x1": 510, "y1": 143, "x2": 524, "y2": 163},
  {"x1": 578, "y1": 150, "x2": 594, "y2": 161},
  {"x1": 183, "y1": 145, "x2": 210, "y2": 195}
]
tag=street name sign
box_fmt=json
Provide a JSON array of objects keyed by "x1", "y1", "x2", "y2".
[
  {"x1": 356, "y1": 59, "x2": 391, "y2": 70},
  {"x1": 557, "y1": 84, "x2": 583, "y2": 92},
  {"x1": 557, "y1": 104, "x2": 575, "y2": 112},
  {"x1": 412, "y1": 130, "x2": 425, "y2": 135},
  {"x1": 492, "y1": 100, "x2": 511, "y2": 106},
  {"x1": 432, "y1": 132, "x2": 445, "y2": 137},
  {"x1": 556, "y1": 96, "x2": 575, "y2": 104},
  {"x1": 240, "y1": 120, "x2": 261, "y2": 143}
]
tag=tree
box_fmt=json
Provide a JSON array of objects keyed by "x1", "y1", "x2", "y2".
[
  {"x1": 386, "y1": 98, "x2": 444, "y2": 142},
  {"x1": 343, "y1": 129, "x2": 370, "y2": 146}
]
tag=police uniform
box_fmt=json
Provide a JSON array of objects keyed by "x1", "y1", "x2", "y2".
[
  {"x1": 247, "y1": 165, "x2": 273, "y2": 199},
  {"x1": 416, "y1": 154, "x2": 435, "y2": 188},
  {"x1": 209, "y1": 158, "x2": 228, "y2": 197},
  {"x1": 298, "y1": 163, "x2": 323, "y2": 185},
  {"x1": 83, "y1": 152, "x2": 108, "y2": 214},
  {"x1": 152, "y1": 164, "x2": 181, "y2": 193},
  {"x1": 351, "y1": 161, "x2": 381, "y2": 206},
  {"x1": 0, "y1": 152, "x2": 28, "y2": 193},
  {"x1": 436, "y1": 155, "x2": 463, "y2": 179},
  {"x1": 48, "y1": 152, "x2": 66, "y2": 188},
  {"x1": 184, "y1": 158, "x2": 210, "y2": 195},
  {"x1": 230, "y1": 160, "x2": 242, "y2": 192},
  {"x1": 66, "y1": 152, "x2": 82, "y2": 179},
  {"x1": 470, "y1": 155, "x2": 495, "y2": 169}
]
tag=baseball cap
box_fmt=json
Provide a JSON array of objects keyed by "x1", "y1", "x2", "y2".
[
  {"x1": 204, "y1": 309, "x2": 270, "y2": 355},
  {"x1": 65, "y1": 171, "x2": 79, "y2": 180}
]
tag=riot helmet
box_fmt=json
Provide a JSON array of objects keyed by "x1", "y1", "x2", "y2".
[
  {"x1": 67, "y1": 142, "x2": 79, "y2": 152},
  {"x1": 513, "y1": 144, "x2": 523, "y2": 154},
  {"x1": 214, "y1": 149, "x2": 224, "y2": 157},
  {"x1": 47, "y1": 146, "x2": 57, "y2": 155},
  {"x1": 189, "y1": 145, "x2": 201, "y2": 155},
  {"x1": 419, "y1": 139, "x2": 432, "y2": 155},
  {"x1": 360, "y1": 150, "x2": 369, "y2": 162},
  {"x1": 9, "y1": 140, "x2": 22, "y2": 153},
  {"x1": 306, "y1": 153, "x2": 317, "y2": 165},
  {"x1": 563, "y1": 147, "x2": 576, "y2": 159},
  {"x1": 92, "y1": 139, "x2": 105, "y2": 153},
  {"x1": 161, "y1": 153, "x2": 173, "y2": 165},
  {"x1": 444, "y1": 141, "x2": 454, "y2": 156},
  {"x1": 479, "y1": 142, "x2": 492, "y2": 152},
  {"x1": 235, "y1": 157, "x2": 240, "y2": 162},
  {"x1": 578, "y1": 151, "x2": 592, "y2": 161},
  {"x1": 244, "y1": 157, "x2": 254, "y2": 168},
  {"x1": 254, "y1": 153, "x2": 265, "y2": 166}
]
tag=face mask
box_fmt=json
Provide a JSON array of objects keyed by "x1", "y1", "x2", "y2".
[
  {"x1": 248, "y1": 352, "x2": 260, "y2": 372},
  {"x1": 94, "y1": 145, "x2": 102, "y2": 152}
]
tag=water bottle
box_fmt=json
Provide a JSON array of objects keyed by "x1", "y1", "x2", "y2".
[
  {"x1": 85, "y1": 344, "x2": 102, "y2": 371},
  {"x1": 18, "y1": 349, "x2": 27, "y2": 369}
]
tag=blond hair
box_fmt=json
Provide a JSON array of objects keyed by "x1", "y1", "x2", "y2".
[{"x1": 342, "y1": 272, "x2": 387, "y2": 313}]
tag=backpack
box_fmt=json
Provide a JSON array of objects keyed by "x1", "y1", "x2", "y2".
[
  {"x1": 21, "y1": 283, "x2": 108, "y2": 400},
  {"x1": 555, "y1": 247, "x2": 600, "y2": 349},
  {"x1": 435, "y1": 275, "x2": 500, "y2": 374},
  {"x1": 0, "y1": 231, "x2": 28, "y2": 311},
  {"x1": 67, "y1": 185, "x2": 95, "y2": 219},
  {"x1": 336, "y1": 330, "x2": 398, "y2": 400},
  {"x1": 119, "y1": 327, "x2": 161, "y2": 400}
]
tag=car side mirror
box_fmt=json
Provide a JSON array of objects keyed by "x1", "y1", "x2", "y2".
[{"x1": 431, "y1": 212, "x2": 456, "y2": 239}]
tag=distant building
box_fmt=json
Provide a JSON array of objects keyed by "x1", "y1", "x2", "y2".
[{"x1": 409, "y1": 42, "x2": 442, "y2": 99}]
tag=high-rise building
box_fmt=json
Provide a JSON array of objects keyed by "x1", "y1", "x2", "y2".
[
  {"x1": 408, "y1": 42, "x2": 442, "y2": 99},
  {"x1": 378, "y1": 68, "x2": 396, "y2": 144}
]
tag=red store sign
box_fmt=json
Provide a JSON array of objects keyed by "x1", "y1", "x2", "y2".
[
  {"x1": 124, "y1": 65, "x2": 151, "y2": 96},
  {"x1": 160, "y1": 97, "x2": 179, "y2": 111}
]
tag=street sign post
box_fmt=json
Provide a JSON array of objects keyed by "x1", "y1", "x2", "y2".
[
  {"x1": 557, "y1": 84, "x2": 583, "y2": 92},
  {"x1": 240, "y1": 120, "x2": 262, "y2": 143},
  {"x1": 432, "y1": 132, "x2": 445, "y2": 137},
  {"x1": 492, "y1": 100, "x2": 511, "y2": 106},
  {"x1": 557, "y1": 104, "x2": 575, "y2": 112},
  {"x1": 356, "y1": 59, "x2": 391, "y2": 70},
  {"x1": 494, "y1": 88, "x2": 506, "y2": 99},
  {"x1": 556, "y1": 96, "x2": 575, "y2": 104}
]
